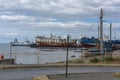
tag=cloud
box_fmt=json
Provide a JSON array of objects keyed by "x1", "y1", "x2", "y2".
[
  {"x1": 0, "y1": 15, "x2": 34, "y2": 21},
  {"x1": 38, "y1": 21, "x2": 90, "y2": 28},
  {"x1": 0, "y1": 0, "x2": 120, "y2": 42},
  {"x1": 20, "y1": 0, "x2": 30, "y2": 4},
  {"x1": 5, "y1": 32, "x2": 18, "y2": 36},
  {"x1": 0, "y1": 0, "x2": 120, "y2": 20}
]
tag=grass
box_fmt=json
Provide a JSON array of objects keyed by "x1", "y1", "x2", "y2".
[
  {"x1": 67, "y1": 56, "x2": 120, "y2": 64},
  {"x1": 68, "y1": 59, "x2": 83, "y2": 64},
  {"x1": 54, "y1": 55, "x2": 120, "y2": 64},
  {"x1": 89, "y1": 57, "x2": 100, "y2": 63},
  {"x1": 89, "y1": 56, "x2": 120, "y2": 64},
  {"x1": 104, "y1": 57, "x2": 114, "y2": 62}
]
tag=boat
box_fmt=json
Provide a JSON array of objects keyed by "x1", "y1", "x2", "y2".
[
  {"x1": 12, "y1": 42, "x2": 32, "y2": 46},
  {"x1": 74, "y1": 48, "x2": 82, "y2": 52},
  {"x1": 70, "y1": 55, "x2": 76, "y2": 58},
  {"x1": 80, "y1": 36, "x2": 120, "y2": 50},
  {"x1": 35, "y1": 35, "x2": 77, "y2": 47},
  {"x1": 107, "y1": 40, "x2": 120, "y2": 50},
  {"x1": 80, "y1": 37, "x2": 99, "y2": 48},
  {"x1": 11, "y1": 39, "x2": 35, "y2": 46}
]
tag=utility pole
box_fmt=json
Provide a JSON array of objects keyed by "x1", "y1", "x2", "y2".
[
  {"x1": 82, "y1": 48, "x2": 85, "y2": 63},
  {"x1": 98, "y1": 25, "x2": 100, "y2": 54},
  {"x1": 110, "y1": 23, "x2": 112, "y2": 41},
  {"x1": 10, "y1": 41, "x2": 12, "y2": 64},
  {"x1": 65, "y1": 34, "x2": 69, "y2": 78},
  {"x1": 110, "y1": 23, "x2": 112, "y2": 57},
  {"x1": 100, "y1": 8, "x2": 104, "y2": 59}
]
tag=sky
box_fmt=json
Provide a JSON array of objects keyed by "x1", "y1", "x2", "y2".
[{"x1": 0, "y1": 0, "x2": 120, "y2": 43}]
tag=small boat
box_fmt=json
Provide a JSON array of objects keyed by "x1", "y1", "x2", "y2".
[
  {"x1": 74, "y1": 49, "x2": 82, "y2": 52},
  {"x1": 12, "y1": 42, "x2": 31, "y2": 46},
  {"x1": 70, "y1": 55, "x2": 76, "y2": 58}
]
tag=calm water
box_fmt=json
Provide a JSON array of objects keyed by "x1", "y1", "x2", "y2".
[{"x1": 0, "y1": 43, "x2": 82, "y2": 64}]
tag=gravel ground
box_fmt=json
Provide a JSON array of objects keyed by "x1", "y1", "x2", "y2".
[{"x1": 48, "y1": 73, "x2": 120, "y2": 80}]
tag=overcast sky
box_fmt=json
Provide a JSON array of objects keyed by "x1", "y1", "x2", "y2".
[{"x1": 0, "y1": 0, "x2": 120, "y2": 43}]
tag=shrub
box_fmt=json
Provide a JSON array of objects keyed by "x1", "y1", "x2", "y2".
[
  {"x1": 89, "y1": 57, "x2": 100, "y2": 63},
  {"x1": 68, "y1": 59, "x2": 83, "y2": 64},
  {"x1": 104, "y1": 57, "x2": 114, "y2": 62},
  {"x1": 114, "y1": 57, "x2": 120, "y2": 61}
]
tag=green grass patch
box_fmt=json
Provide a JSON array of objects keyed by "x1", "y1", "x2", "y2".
[
  {"x1": 89, "y1": 57, "x2": 100, "y2": 63},
  {"x1": 104, "y1": 57, "x2": 114, "y2": 62},
  {"x1": 68, "y1": 59, "x2": 83, "y2": 64},
  {"x1": 89, "y1": 56, "x2": 120, "y2": 64},
  {"x1": 114, "y1": 57, "x2": 120, "y2": 61}
]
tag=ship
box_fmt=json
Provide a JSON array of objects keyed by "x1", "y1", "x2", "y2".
[
  {"x1": 11, "y1": 39, "x2": 35, "y2": 46},
  {"x1": 35, "y1": 35, "x2": 77, "y2": 47},
  {"x1": 80, "y1": 37, "x2": 99, "y2": 48},
  {"x1": 80, "y1": 37, "x2": 120, "y2": 50},
  {"x1": 110, "y1": 40, "x2": 120, "y2": 50}
]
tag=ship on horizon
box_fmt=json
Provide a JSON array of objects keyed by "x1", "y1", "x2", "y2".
[{"x1": 11, "y1": 39, "x2": 35, "y2": 46}]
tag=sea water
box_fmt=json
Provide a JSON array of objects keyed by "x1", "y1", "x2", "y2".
[{"x1": 0, "y1": 43, "x2": 82, "y2": 64}]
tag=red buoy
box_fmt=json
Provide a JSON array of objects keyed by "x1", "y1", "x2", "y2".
[{"x1": 0, "y1": 55, "x2": 4, "y2": 59}]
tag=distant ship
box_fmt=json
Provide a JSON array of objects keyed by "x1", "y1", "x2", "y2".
[{"x1": 11, "y1": 39, "x2": 35, "y2": 46}]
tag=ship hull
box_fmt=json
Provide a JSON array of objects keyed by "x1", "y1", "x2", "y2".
[{"x1": 81, "y1": 43, "x2": 97, "y2": 48}]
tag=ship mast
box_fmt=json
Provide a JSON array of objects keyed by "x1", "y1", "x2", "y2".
[{"x1": 100, "y1": 8, "x2": 104, "y2": 56}]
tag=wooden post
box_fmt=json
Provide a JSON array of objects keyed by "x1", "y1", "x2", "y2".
[
  {"x1": 110, "y1": 23, "x2": 112, "y2": 58},
  {"x1": 66, "y1": 35, "x2": 69, "y2": 78},
  {"x1": 10, "y1": 41, "x2": 12, "y2": 64}
]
